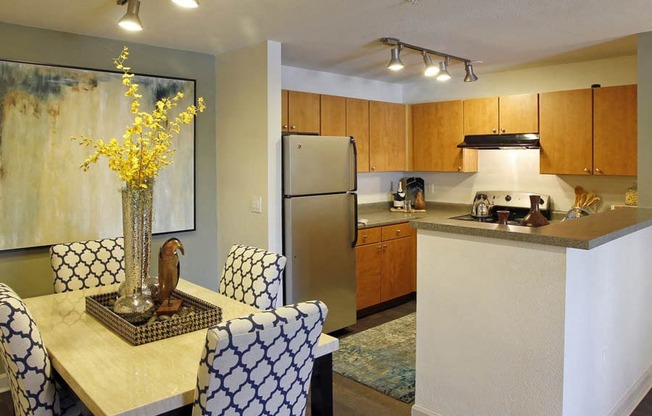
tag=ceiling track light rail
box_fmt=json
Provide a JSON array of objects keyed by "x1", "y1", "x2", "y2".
[{"x1": 380, "y1": 37, "x2": 478, "y2": 82}]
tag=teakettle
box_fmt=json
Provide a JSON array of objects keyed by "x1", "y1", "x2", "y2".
[{"x1": 471, "y1": 193, "x2": 493, "y2": 218}]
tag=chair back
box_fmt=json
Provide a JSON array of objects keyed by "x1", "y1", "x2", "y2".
[
  {"x1": 50, "y1": 237, "x2": 125, "y2": 293},
  {"x1": 0, "y1": 284, "x2": 60, "y2": 416},
  {"x1": 193, "y1": 300, "x2": 327, "y2": 416},
  {"x1": 218, "y1": 244, "x2": 287, "y2": 310}
]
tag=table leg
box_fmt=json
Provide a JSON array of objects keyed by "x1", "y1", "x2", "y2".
[{"x1": 310, "y1": 353, "x2": 333, "y2": 416}]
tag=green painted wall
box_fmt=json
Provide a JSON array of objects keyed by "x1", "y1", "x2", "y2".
[{"x1": 0, "y1": 23, "x2": 218, "y2": 297}]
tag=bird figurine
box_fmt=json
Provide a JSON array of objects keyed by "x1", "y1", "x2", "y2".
[{"x1": 157, "y1": 238, "x2": 185, "y2": 312}]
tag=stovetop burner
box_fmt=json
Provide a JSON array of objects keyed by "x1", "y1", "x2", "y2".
[
  {"x1": 450, "y1": 191, "x2": 551, "y2": 226},
  {"x1": 450, "y1": 214, "x2": 524, "y2": 226}
]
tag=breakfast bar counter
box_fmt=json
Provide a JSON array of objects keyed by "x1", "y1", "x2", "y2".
[{"x1": 412, "y1": 207, "x2": 652, "y2": 416}]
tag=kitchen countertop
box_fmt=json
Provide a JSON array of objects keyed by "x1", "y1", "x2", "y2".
[
  {"x1": 358, "y1": 202, "x2": 469, "y2": 228},
  {"x1": 410, "y1": 206, "x2": 652, "y2": 250}
]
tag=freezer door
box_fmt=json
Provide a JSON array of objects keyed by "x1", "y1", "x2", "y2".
[
  {"x1": 283, "y1": 135, "x2": 356, "y2": 196},
  {"x1": 284, "y1": 192, "x2": 357, "y2": 333}
]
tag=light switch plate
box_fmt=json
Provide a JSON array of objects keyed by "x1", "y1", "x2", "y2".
[{"x1": 250, "y1": 196, "x2": 262, "y2": 213}]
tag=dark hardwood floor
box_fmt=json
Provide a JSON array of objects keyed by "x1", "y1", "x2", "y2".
[{"x1": 1, "y1": 299, "x2": 651, "y2": 415}]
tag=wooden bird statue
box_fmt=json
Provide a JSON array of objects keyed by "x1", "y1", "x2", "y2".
[{"x1": 158, "y1": 238, "x2": 185, "y2": 311}]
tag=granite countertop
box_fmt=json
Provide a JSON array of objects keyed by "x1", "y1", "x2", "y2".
[
  {"x1": 410, "y1": 207, "x2": 652, "y2": 250},
  {"x1": 357, "y1": 202, "x2": 469, "y2": 228}
]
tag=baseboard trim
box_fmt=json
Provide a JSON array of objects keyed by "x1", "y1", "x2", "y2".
[
  {"x1": 607, "y1": 363, "x2": 652, "y2": 416},
  {"x1": 411, "y1": 404, "x2": 443, "y2": 416},
  {"x1": 0, "y1": 373, "x2": 9, "y2": 393}
]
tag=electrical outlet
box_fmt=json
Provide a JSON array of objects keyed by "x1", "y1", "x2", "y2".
[{"x1": 250, "y1": 196, "x2": 262, "y2": 213}]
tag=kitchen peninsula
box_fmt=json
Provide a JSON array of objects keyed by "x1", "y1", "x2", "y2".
[{"x1": 410, "y1": 208, "x2": 652, "y2": 416}]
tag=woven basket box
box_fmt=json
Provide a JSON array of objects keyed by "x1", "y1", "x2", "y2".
[{"x1": 86, "y1": 290, "x2": 222, "y2": 345}]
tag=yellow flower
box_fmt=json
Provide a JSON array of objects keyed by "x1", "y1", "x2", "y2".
[{"x1": 71, "y1": 46, "x2": 205, "y2": 189}]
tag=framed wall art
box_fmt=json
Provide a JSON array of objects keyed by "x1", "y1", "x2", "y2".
[{"x1": 0, "y1": 59, "x2": 196, "y2": 251}]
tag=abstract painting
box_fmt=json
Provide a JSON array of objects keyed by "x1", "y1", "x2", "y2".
[{"x1": 0, "y1": 60, "x2": 195, "y2": 251}]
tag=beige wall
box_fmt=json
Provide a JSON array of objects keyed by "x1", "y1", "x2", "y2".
[
  {"x1": 215, "y1": 41, "x2": 283, "y2": 263},
  {"x1": 0, "y1": 23, "x2": 218, "y2": 296},
  {"x1": 638, "y1": 32, "x2": 652, "y2": 207}
]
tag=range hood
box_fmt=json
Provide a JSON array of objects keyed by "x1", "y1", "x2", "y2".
[{"x1": 457, "y1": 133, "x2": 540, "y2": 149}]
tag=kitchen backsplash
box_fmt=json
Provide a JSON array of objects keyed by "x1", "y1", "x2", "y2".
[{"x1": 357, "y1": 149, "x2": 635, "y2": 212}]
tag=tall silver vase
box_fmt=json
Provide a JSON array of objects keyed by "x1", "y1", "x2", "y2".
[{"x1": 114, "y1": 182, "x2": 155, "y2": 323}]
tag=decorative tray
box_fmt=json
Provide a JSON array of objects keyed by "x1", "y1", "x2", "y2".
[{"x1": 85, "y1": 290, "x2": 222, "y2": 346}]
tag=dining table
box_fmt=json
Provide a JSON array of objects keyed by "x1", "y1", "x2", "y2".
[{"x1": 22, "y1": 279, "x2": 339, "y2": 416}]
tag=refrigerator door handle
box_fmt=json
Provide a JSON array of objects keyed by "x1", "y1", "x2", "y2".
[
  {"x1": 350, "y1": 136, "x2": 358, "y2": 192},
  {"x1": 352, "y1": 192, "x2": 358, "y2": 248}
]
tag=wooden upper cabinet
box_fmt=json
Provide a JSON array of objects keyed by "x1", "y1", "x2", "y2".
[
  {"x1": 320, "y1": 94, "x2": 346, "y2": 136},
  {"x1": 281, "y1": 90, "x2": 289, "y2": 132},
  {"x1": 412, "y1": 101, "x2": 477, "y2": 172},
  {"x1": 593, "y1": 85, "x2": 637, "y2": 176},
  {"x1": 369, "y1": 101, "x2": 407, "y2": 172},
  {"x1": 346, "y1": 98, "x2": 370, "y2": 173},
  {"x1": 286, "y1": 90, "x2": 320, "y2": 134},
  {"x1": 539, "y1": 89, "x2": 593, "y2": 175},
  {"x1": 499, "y1": 94, "x2": 538, "y2": 134},
  {"x1": 463, "y1": 94, "x2": 538, "y2": 135},
  {"x1": 463, "y1": 97, "x2": 498, "y2": 135}
]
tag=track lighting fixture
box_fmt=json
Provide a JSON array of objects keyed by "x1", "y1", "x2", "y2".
[
  {"x1": 422, "y1": 52, "x2": 439, "y2": 77},
  {"x1": 118, "y1": 0, "x2": 143, "y2": 31},
  {"x1": 380, "y1": 37, "x2": 478, "y2": 82},
  {"x1": 387, "y1": 47, "x2": 404, "y2": 71},
  {"x1": 436, "y1": 58, "x2": 451, "y2": 81},
  {"x1": 464, "y1": 62, "x2": 478, "y2": 82},
  {"x1": 117, "y1": 0, "x2": 200, "y2": 31}
]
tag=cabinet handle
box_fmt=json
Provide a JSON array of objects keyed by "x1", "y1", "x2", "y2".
[
  {"x1": 595, "y1": 168, "x2": 602, "y2": 173},
  {"x1": 492, "y1": 128, "x2": 497, "y2": 133},
  {"x1": 377, "y1": 246, "x2": 382, "y2": 251},
  {"x1": 371, "y1": 166, "x2": 376, "y2": 171},
  {"x1": 362, "y1": 234, "x2": 368, "y2": 239},
  {"x1": 382, "y1": 245, "x2": 388, "y2": 249},
  {"x1": 501, "y1": 128, "x2": 505, "y2": 133},
  {"x1": 396, "y1": 229, "x2": 401, "y2": 235},
  {"x1": 283, "y1": 125, "x2": 288, "y2": 129},
  {"x1": 291, "y1": 125, "x2": 296, "y2": 129},
  {"x1": 583, "y1": 168, "x2": 590, "y2": 173},
  {"x1": 457, "y1": 166, "x2": 462, "y2": 172}
]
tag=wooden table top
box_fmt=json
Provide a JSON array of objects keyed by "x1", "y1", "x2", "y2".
[{"x1": 23, "y1": 280, "x2": 339, "y2": 416}]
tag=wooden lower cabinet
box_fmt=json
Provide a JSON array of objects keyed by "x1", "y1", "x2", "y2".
[{"x1": 355, "y1": 222, "x2": 416, "y2": 310}]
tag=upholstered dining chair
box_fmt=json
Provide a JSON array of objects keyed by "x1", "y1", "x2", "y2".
[
  {"x1": 218, "y1": 244, "x2": 287, "y2": 310},
  {"x1": 50, "y1": 237, "x2": 125, "y2": 293},
  {"x1": 192, "y1": 300, "x2": 327, "y2": 416},
  {"x1": 0, "y1": 283, "x2": 89, "y2": 416}
]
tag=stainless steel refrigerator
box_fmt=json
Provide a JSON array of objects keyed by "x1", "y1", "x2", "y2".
[{"x1": 282, "y1": 134, "x2": 357, "y2": 333}]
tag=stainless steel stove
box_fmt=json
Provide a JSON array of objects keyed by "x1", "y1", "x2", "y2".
[{"x1": 451, "y1": 191, "x2": 551, "y2": 225}]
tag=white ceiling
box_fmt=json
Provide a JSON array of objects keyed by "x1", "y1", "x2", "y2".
[{"x1": 0, "y1": 0, "x2": 649, "y2": 83}]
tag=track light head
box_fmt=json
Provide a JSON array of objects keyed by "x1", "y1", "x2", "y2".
[
  {"x1": 436, "y1": 58, "x2": 451, "y2": 81},
  {"x1": 464, "y1": 62, "x2": 478, "y2": 82},
  {"x1": 422, "y1": 52, "x2": 439, "y2": 77},
  {"x1": 118, "y1": 0, "x2": 143, "y2": 31},
  {"x1": 387, "y1": 47, "x2": 404, "y2": 71},
  {"x1": 171, "y1": 0, "x2": 199, "y2": 8}
]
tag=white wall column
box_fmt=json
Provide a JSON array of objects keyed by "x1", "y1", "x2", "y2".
[{"x1": 638, "y1": 32, "x2": 652, "y2": 207}]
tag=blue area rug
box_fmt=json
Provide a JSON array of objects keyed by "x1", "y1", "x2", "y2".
[{"x1": 333, "y1": 313, "x2": 416, "y2": 403}]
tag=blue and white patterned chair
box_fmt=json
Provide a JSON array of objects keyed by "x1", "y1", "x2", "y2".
[
  {"x1": 50, "y1": 237, "x2": 125, "y2": 293},
  {"x1": 0, "y1": 284, "x2": 88, "y2": 416},
  {"x1": 192, "y1": 300, "x2": 327, "y2": 416},
  {"x1": 218, "y1": 244, "x2": 287, "y2": 310}
]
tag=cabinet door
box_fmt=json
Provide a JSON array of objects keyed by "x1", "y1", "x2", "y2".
[
  {"x1": 369, "y1": 101, "x2": 407, "y2": 172},
  {"x1": 356, "y1": 243, "x2": 382, "y2": 310},
  {"x1": 499, "y1": 94, "x2": 538, "y2": 134},
  {"x1": 539, "y1": 89, "x2": 593, "y2": 175},
  {"x1": 413, "y1": 101, "x2": 476, "y2": 172},
  {"x1": 281, "y1": 90, "x2": 289, "y2": 132},
  {"x1": 593, "y1": 85, "x2": 637, "y2": 176},
  {"x1": 380, "y1": 236, "x2": 416, "y2": 302},
  {"x1": 320, "y1": 94, "x2": 346, "y2": 136},
  {"x1": 287, "y1": 91, "x2": 320, "y2": 134},
  {"x1": 463, "y1": 97, "x2": 498, "y2": 135},
  {"x1": 346, "y1": 98, "x2": 370, "y2": 173}
]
